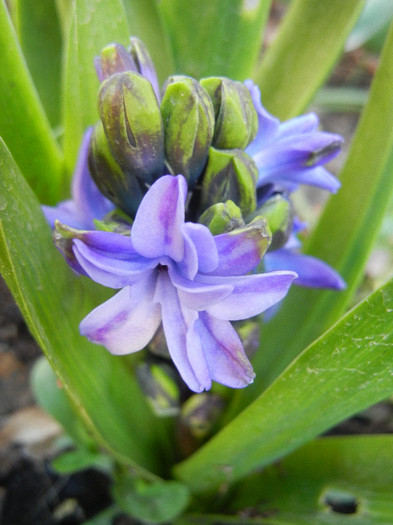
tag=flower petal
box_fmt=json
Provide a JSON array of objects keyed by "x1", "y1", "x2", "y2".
[
  {"x1": 80, "y1": 275, "x2": 161, "y2": 355},
  {"x1": 169, "y1": 267, "x2": 233, "y2": 310},
  {"x1": 182, "y1": 222, "x2": 218, "y2": 274},
  {"x1": 154, "y1": 271, "x2": 210, "y2": 392},
  {"x1": 196, "y1": 312, "x2": 255, "y2": 388},
  {"x1": 132, "y1": 175, "x2": 187, "y2": 261},
  {"x1": 276, "y1": 113, "x2": 319, "y2": 138},
  {"x1": 73, "y1": 235, "x2": 156, "y2": 289},
  {"x1": 209, "y1": 220, "x2": 270, "y2": 276},
  {"x1": 202, "y1": 271, "x2": 297, "y2": 320},
  {"x1": 264, "y1": 249, "x2": 346, "y2": 289}
]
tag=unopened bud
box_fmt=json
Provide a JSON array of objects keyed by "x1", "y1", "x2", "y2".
[
  {"x1": 180, "y1": 393, "x2": 224, "y2": 439},
  {"x1": 161, "y1": 76, "x2": 214, "y2": 187},
  {"x1": 198, "y1": 200, "x2": 244, "y2": 235},
  {"x1": 200, "y1": 147, "x2": 258, "y2": 216},
  {"x1": 95, "y1": 43, "x2": 136, "y2": 82},
  {"x1": 200, "y1": 77, "x2": 258, "y2": 149},
  {"x1": 88, "y1": 123, "x2": 146, "y2": 217},
  {"x1": 129, "y1": 37, "x2": 160, "y2": 99},
  {"x1": 98, "y1": 72, "x2": 165, "y2": 183},
  {"x1": 136, "y1": 362, "x2": 180, "y2": 417},
  {"x1": 252, "y1": 194, "x2": 293, "y2": 251}
]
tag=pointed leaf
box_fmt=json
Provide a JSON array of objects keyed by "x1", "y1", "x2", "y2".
[
  {"x1": 159, "y1": 0, "x2": 272, "y2": 80},
  {"x1": 0, "y1": 138, "x2": 164, "y2": 476},
  {"x1": 0, "y1": 0, "x2": 63, "y2": 203},
  {"x1": 254, "y1": 0, "x2": 365, "y2": 119},
  {"x1": 175, "y1": 276, "x2": 393, "y2": 494}
]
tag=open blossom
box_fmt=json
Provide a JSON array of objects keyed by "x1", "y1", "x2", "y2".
[{"x1": 66, "y1": 175, "x2": 296, "y2": 392}]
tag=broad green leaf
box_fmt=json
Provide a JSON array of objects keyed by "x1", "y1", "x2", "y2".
[
  {"x1": 246, "y1": 18, "x2": 393, "y2": 392},
  {"x1": 254, "y1": 0, "x2": 365, "y2": 119},
  {"x1": 63, "y1": 0, "x2": 130, "y2": 177},
  {"x1": 113, "y1": 476, "x2": 190, "y2": 524},
  {"x1": 51, "y1": 448, "x2": 112, "y2": 474},
  {"x1": 159, "y1": 0, "x2": 272, "y2": 80},
  {"x1": 123, "y1": 0, "x2": 174, "y2": 83},
  {"x1": 0, "y1": 0, "x2": 63, "y2": 204},
  {"x1": 0, "y1": 138, "x2": 166, "y2": 476},
  {"x1": 229, "y1": 436, "x2": 393, "y2": 524},
  {"x1": 177, "y1": 436, "x2": 393, "y2": 523},
  {"x1": 14, "y1": 0, "x2": 62, "y2": 127},
  {"x1": 174, "y1": 276, "x2": 393, "y2": 495}
]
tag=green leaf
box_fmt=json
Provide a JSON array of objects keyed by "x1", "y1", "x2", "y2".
[
  {"x1": 229, "y1": 436, "x2": 393, "y2": 524},
  {"x1": 159, "y1": 0, "x2": 272, "y2": 80},
  {"x1": 113, "y1": 475, "x2": 190, "y2": 524},
  {"x1": 346, "y1": 0, "x2": 393, "y2": 51},
  {"x1": 247, "y1": 18, "x2": 393, "y2": 391},
  {"x1": 51, "y1": 448, "x2": 112, "y2": 474},
  {"x1": 0, "y1": 0, "x2": 63, "y2": 204},
  {"x1": 63, "y1": 0, "x2": 130, "y2": 176},
  {"x1": 174, "y1": 276, "x2": 393, "y2": 495},
  {"x1": 31, "y1": 356, "x2": 95, "y2": 449},
  {"x1": 0, "y1": 138, "x2": 165, "y2": 476},
  {"x1": 254, "y1": 0, "x2": 365, "y2": 119},
  {"x1": 14, "y1": 0, "x2": 62, "y2": 127},
  {"x1": 123, "y1": 0, "x2": 174, "y2": 83}
]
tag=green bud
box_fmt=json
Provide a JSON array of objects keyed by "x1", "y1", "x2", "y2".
[
  {"x1": 161, "y1": 75, "x2": 214, "y2": 186},
  {"x1": 98, "y1": 71, "x2": 165, "y2": 183},
  {"x1": 97, "y1": 43, "x2": 136, "y2": 81},
  {"x1": 198, "y1": 200, "x2": 244, "y2": 235},
  {"x1": 128, "y1": 37, "x2": 160, "y2": 98},
  {"x1": 200, "y1": 77, "x2": 258, "y2": 149},
  {"x1": 251, "y1": 194, "x2": 294, "y2": 251},
  {"x1": 200, "y1": 147, "x2": 258, "y2": 216},
  {"x1": 88, "y1": 123, "x2": 146, "y2": 216},
  {"x1": 136, "y1": 362, "x2": 180, "y2": 417},
  {"x1": 235, "y1": 320, "x2": 260, "y2": 359},
  {"x1": 180, "y1": 393, "x2": 225, "y2": 439}
]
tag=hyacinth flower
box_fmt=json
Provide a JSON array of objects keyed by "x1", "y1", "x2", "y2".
[
  {"x1": 55, "y1": 175, "x2": 296, "y2": 392},
  {"x1": 43, "y1": 37, "x2": 345, "y2": 392},
  {"x1": 244, "y1": 80, "x2": 345, "y2": 290}
]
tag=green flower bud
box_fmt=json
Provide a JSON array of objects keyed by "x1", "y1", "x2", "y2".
[
  {"x1": 200, "y1": 77, "x2": 258, "y2": 149},
  {"x1": 161, "y1": 75, "x2": 214, "y2": 186},
  {"x1": 128, "y1": 37, "x2": 160, "y2": 99},
  {"x1": 198, "y1": 200, "x2": 244, "y2": 235},
  {"x1": 136, "y1": 362, "x2": 180, "y2": 417},
  {"x1": 97, "y1": 43, "x2": 136, "y2": 81},
  {"x1": 180, "y1": 393, "x2": 225, "y2": 439},
  {"x1": 200, "y1": 147, "x2": 258, "y2": 216},
  {"x1": 88, "y1": 122, "x2": 146, "y2": 216},
  {"x1": 98, "y1": 71, "x2": 165, "y2": 183},
  {"x1": 251, "y1": 194, "x2": 294, "y2": 251}
]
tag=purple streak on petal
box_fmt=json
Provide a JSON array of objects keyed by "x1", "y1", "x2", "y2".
[
  {"x1": 169, "y1": 267, "x2": 232, "y2": 310},
  {"x1": 196, "y1": 312, "x2": 255, "y2": 388},
  {"x1": 132, "y1": 175, "x2": 186, "y2": 262},
  {"x1": 209, "y1": 228, "x2": 265, "y2": 276},
  {"x1": 73, "y1": 238, "x2": 156, "y2": 288},
  {"x1": 244, "y1": 80, "x2": 279, "y2": 156},
  {"x1": 201, "y1": 271, "x2": 297, "y2": 320},
  {"x1": 264, "y1": 249, "x2": 346, "y2": 289},
  {"x1": 182, "y1": 222, "x2": 218, "y2": 276},
  {"x1": 154, "y1": 270, "x2": 207, "y2": 392},
  {"x1": 77, "y1": 230, "x2": 133, "y2": 253},
  {"x1": 80, "y1": 276, "x2": 161, "y2": 355}
]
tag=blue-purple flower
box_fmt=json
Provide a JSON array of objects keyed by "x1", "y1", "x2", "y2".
[{"x1": 64, "y1": 175, "x2": 296, "y2": 392}]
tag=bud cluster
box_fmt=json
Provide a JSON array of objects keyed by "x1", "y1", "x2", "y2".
[{"x1": 88, "y1": 38, "x2": 271, "y2": 240}]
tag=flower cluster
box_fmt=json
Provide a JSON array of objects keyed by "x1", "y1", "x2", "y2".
[{"x1": 44, "y1": 38, "x2": 344, "y2": 392}]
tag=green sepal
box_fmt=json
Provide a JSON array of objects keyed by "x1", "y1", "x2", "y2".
[
  {"x1": 89, "y1": 122, "x2": 146, "y2": 217},
  {"x1": 201, "y1": 77, "x2": 258, "y2": 149},
  {"x1": 198, "y1": 200, "x2": 245, "y2": 235},
  {"x1": 161, "y1": 75, "x2": 214, "y2": 186},
  {"x1": 98, "y1": 71, "x2": 164, "y2": 183},
  {"x1": 200, "y1": 147, "x2": 258, "y2": 216}
]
